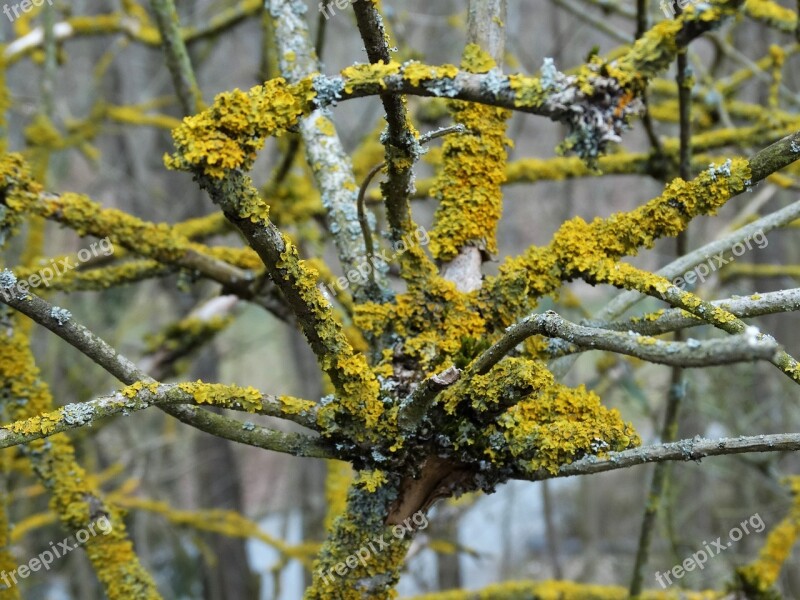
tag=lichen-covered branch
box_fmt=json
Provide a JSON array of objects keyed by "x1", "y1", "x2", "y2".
[
  {"x1": 484, "y1": 128, "x2": 800, "y2": 329},
  {"x1": 0, "y1": 380, "x2": 326, "y2": 452},
  {"x1": 594, "y1": 288, "x2": 800, "y2": 338},
  {"x1": 516, "y1": 432, "x2": 800, "y2": 481},
  {"x1": 735, "y1": 475, "x2": 800, "y2": 596},
  {"x1": 109, "y1": 495, "x2": 317, "y2": 565},
  {"x1": 352, "y1": 0, "x2": 423, "y2": 250},
  {"x1": 0, "y1": 278, "x2": 339, "y2": 458},
  {"x1": 166, "y1": 1, "x2": 743, "y2": 182},
  {"x1": 0, "y1": 315, "x2": 162, "y2": 599},
  {"x1": 269, "y1": 0, "x2": 388, "y2": 301},
  {"x1": 2, "y1": 0, "x2": 263, "y2": 64},
  {"x1": 407, "y1": 578, "x2": 719, "y2": 599},
  {"x1": 596, "y1": 196, "x2": 800, "y2": 323},
  {"x1": 147, "y1": 0, "x2": 203, "y2": 115},
  {"x1": 472, "y1": 310, "x2": 780, "y2": 369}
]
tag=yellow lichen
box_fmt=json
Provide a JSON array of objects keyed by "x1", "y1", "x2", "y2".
[
  {"x1": 429, "y1": 44, "x2": 511, "y2": 261},
  {"x1": 0, "y1": 326, "x2": 160, "y2": 599},
  {"x1": 736, "y1": 476, "x2": 800, "y2": 596}
]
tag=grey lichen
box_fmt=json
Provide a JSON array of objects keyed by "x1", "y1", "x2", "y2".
[
  {"x1": 423, "y1": 76, "x2": 460, "y2": 98},
  {"x1": 540, "y1": 57, "x2": 564, "y2": 92},
  {"x1": 50, "y1": 306, "x2": 72, "y2": 326},
  {"x1": 61, "y1": 403, "x2": 95, "y2": 426},
  {"x1": 480, "y1": 68, "x2": 510, "y2": 98},
  {"x1": 312, "y1": 74, "x2": 345, "y2": 107},
  {"x1": 539, "y1": 58, "x2": 643, "y2": 162},
  {"x1": 0, "y1": 269, "x2": 17, "y2": 289},
  {"x1": 707, "y1": 158, "x2": 733, "y2": 181}
]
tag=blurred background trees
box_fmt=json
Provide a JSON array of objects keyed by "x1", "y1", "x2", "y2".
[{"x1": 0, "y1": 0, "x2": 799, "y2": 598}]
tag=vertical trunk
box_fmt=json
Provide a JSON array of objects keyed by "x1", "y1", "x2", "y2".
[
  {"x1": 195, "y1": 349, "x2": 261, "y2": 600},
  {"x1": 433, "y1": 509, "x2": 461, "y2": 590},
  {"x1": 291, "y1": 329, "x2": 327, "y2": 591},
  {"x1": 305, "y1": 476, "x2": 417, "y2": 599}
]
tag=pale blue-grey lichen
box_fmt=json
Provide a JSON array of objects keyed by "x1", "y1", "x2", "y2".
[
  {"x1": 61, "y1": 403, "x2": 95, "y2": 426},
  {"x1": 50, "y1": 306, "x2": 72, "y2": 325},
  {"x1": 539, "y1": 58, "x2": 643, "y2": 161},
  {"x1": 423, "y1": 75, "x2": 460, "y2": 98},
  {"x1": 540, "y1": 57, "x2": 564, "y2": 91},
  {"x1": 707, "y1": 158, "x2": 733, "y2": 181},
  {"x1": 0, "y1": 269, "x2": 17, "y2": 289},
  {"x1": 312, "y1": 74, "x2": 345, "y2": 107},
  {"x1": 481, "y1": 68, "x2": 510, "y2": 98}
]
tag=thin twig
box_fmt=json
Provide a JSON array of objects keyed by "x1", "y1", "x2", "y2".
[
  {"x1": 0, "y1": 285, "x2": 334, "y2": 458},
  {"x1": 148, "y1": 0, "x2": 204, "y2": 115}
]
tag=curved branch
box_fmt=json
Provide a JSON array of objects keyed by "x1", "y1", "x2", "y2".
[
  {"x1": 516, "y1": 433, "x2": 800, "y2": 481},
  {"x1": 0, "y1": 281, "x2": 335, "y2": 458},
  {"x1": 471, "y1": 310, "x2": 779, "y2": 371},
  {"x1": 594, "y1": 288, "x2": 800, "y2": 338}
]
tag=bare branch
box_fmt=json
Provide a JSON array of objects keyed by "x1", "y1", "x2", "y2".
[
  {"x1": 593, "y1": 288, "x2": 800, "y2": 338},
  {"x1": 472, "y1": 310, "x2": 779, "y2": 371},
  {"x1": 147, "y1": 0, "x2": 203, "y2": 115},
  {"x1": 516, "y1": 433, "x2": 800, "y2": 481}
]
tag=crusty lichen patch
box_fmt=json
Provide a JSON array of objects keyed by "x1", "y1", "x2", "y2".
[{"x1": 429, "y1": 44, "x2": 511, "y2": 261}]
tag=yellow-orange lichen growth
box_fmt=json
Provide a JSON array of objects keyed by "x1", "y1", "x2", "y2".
[
  {"x1": 0, "y1": 326, "x2": 160, "y2": 599},
  {"x1": 736, "y1": 476, "x2": 800, "y2": 596},
  {"x1": 429, "y1": 44, "x2": 511, "y2": 261},
  {"x1": 165, "y1": 78, "x2": 315, "y2": 178}
]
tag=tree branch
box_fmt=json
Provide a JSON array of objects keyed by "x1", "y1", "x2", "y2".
[
  {"x1": 0, "y1": 280, "x2": 335, "y2": 458},
  {"x1": 471, "y1": 310, "x2": 779, "y2": 371},
  {"x1": 269, "y1": 0, "x2": 388, "y2": 301},
  {"x1": 353, "y1": 0, "x2": 422, "y2": 247},
  {"x1": 593, "y1": 288, "x2": 800, "y2": 337},
  {"x1": 597, "y1": 197, "x2": 800, "y2": 324},
  {"x1": 147, "y1": 0, "x2": 203, "y2": 115},
  {"x1": 516, "y1": 433, "x2": 800, "y2": 481}
]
